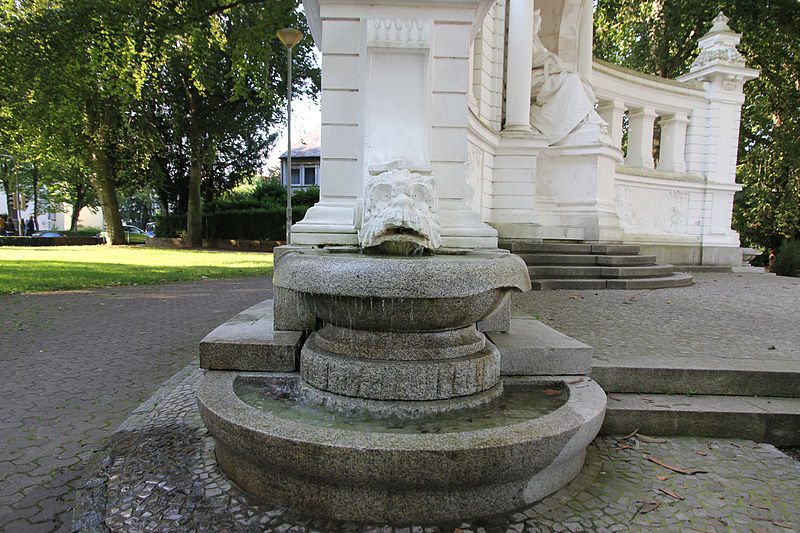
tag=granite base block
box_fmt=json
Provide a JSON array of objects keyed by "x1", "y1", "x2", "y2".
[
  {"x1": 488, "y1": 318, "x2": 592, "y2": 376},
  {"x1": 199, "y1": 300, "x2": 303, "y2": 371}
]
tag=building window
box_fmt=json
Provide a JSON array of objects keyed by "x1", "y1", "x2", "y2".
[{"x1": 284, "y1": 163, "x2": 319, "y2": 189}]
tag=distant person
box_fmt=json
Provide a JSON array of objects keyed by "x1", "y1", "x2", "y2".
[
  {"x1": 0, "y1": 215, "x2": 5, "y2": 236},
  {"x1": 26, "y1": 216, "x2": 35, "y2": 236}
]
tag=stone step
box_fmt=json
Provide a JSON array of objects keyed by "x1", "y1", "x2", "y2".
[
  {"x1": 528, "y1": 264, "x2": 675, "y2": 279},
  {"x1": 602, "y1": 393, "x2": 800, "y2": 446},
  {"x1": 593, "y1": 357, "x2": 800, "y2": 398},
  {"x1": 531, "y1": 273, "x2": 694, "y2": 290},
  {"x1": 521, "y1": 253, "x2": 657, "y2": 266},
  {"x1": 503, "y1": 242, "x2": 641, "y2": 255}
]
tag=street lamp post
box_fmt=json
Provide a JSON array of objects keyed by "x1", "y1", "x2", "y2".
[{"x1": 277, "y1": 27, "x2": 303, "y2": 245}]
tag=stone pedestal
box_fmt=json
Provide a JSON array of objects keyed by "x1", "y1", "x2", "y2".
[{"x1": 294, "y1": 0, "x2": 499, "y2": 249}]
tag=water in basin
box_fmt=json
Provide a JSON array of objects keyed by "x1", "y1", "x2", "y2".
[{"x1": 234, "y1": 376, "x2": 567, "y2": 434}]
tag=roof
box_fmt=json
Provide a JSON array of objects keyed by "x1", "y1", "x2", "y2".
[{"x1": 279, "y1": 126, "x2": 321, "y2": 159}]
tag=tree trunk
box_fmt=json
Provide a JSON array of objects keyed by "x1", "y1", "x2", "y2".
[
  {"x1": 32, "y1": 162, "x2": 39, "y2": 231},
  {"x1": 187, "y1": 87, "x2": 203, "y2": 248},
  {"x1": 88, "y1": 104, "x2": 126, "y2": 245},
  {"x1": 70, "y1": 183, "x2": 87, "y2": 231}
]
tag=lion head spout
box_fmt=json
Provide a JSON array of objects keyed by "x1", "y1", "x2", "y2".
[{"x1": 358, "y1": 167, "x2": 440, "y2": 255}]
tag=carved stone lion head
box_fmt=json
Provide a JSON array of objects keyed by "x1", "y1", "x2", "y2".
[{"x1": 358, "y1": 168, "x2": 440, "y2": 254}]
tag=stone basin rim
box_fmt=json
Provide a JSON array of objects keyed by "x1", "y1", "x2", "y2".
[
  {"x1": 197, "y1": 371, "x2": 605, "y2": 451},
  {"x1": 272, "y1": 250, "x2": 532, "y2": 299}
]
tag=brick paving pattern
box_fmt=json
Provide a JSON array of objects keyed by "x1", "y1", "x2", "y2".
[
  {"x1": 3, "y1": 271, "x2": 800, "y2": 531},
  {"x1": 0, "y1": 277, "x2": 272, "y2": 532},
  {"x1": 86, "y1": 365, "x2": 800, "y2": 533}
]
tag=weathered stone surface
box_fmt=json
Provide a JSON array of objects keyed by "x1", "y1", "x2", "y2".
[
  {"x1": 199, "y1": 300, "x2": 302, "y2": 372},
  {"x1": 300, "y1": 333, "x2": 500, "y2": 401},
  {"x1": 272, "y1": 286, "x2": 317, "y2": 331},
  {"x1": 196, "y1": 372, "x2": 606, "y2": 523},
  {"x1": 477, "y1": 293, "x2": 511, "y2": 332},
  {"x1": 488, "y1": 318, "x2": 592, "y2": 376},
  {"x1": 273, "y1": 248, "x2": 531, "y2": 299},
  {"x1": 314, "y1": 323, "x2": 486, "y2": 360}
]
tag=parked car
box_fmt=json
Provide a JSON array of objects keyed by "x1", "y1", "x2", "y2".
[
  {"x1": 31, "y1": 230, "x2": 64, "y2": 237},
  {"x1": 97, "y1": 225, "x2": 149, "y2": 244}
]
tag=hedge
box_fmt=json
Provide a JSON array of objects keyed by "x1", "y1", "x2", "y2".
[{"x1": 155, "y1": 206, "x2": 309, "y2": 241}]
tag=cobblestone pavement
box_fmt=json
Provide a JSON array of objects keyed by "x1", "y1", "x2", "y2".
[
  {"x1": 512, "y1": 272, "x2": 800, "y2": 366},
  {"x1": 79, "y1": 365, "x2": 800, "y2": 533},
  {"x1": 0, "y1": 276, "x2": 273, "y2": 533}
]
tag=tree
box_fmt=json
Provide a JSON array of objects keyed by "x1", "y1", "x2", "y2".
[
  {"x1": 149, "y1": 0, "x2": 318, "y2": 246},
  {"x1": 0, "y1": 0, "x2": 162, "y2": 244},
  {"x1": 593, "y1": 0, "x2": 800, "y2": 254}
]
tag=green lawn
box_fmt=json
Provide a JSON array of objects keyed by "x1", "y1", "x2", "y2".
[{"x1": 0, "y1": 246, "x2": 273, "y2": 293}]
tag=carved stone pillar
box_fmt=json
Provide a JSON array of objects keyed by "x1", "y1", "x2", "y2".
[
  {"x1": 504, "y1": 0, "x2": 534, "y2": 132},
  {"x1": 657, "y1": 113, "x2": 689, "y2": 173},
  {"x1": 626, "y1": 107, "x2": 657, "y2": 169},
  {"x1": 596, "y1": 98, "x2": 626, "y2": 150}
]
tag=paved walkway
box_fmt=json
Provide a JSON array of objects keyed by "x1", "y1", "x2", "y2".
[
  {"x1": 0, "y1": 277, "x2": 273, "y2": 532},
  {"x1": 513, "y1": 272, "x2": 800, "y2": 368},
  {"x1": 2, "y1": 272, "x2": 800, "y2": 532}
]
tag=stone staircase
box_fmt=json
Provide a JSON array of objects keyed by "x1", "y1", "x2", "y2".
[
  {"x1": 596, "y1": 357, "x2": 800, "y2": 446},
  {"x1": 500, "y1": 241, "x2": 694, "y2": 290}
]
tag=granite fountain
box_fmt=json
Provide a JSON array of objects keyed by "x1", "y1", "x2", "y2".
[
  {"x1": 197, "y1": 0, "x2": 605, "y2": 523},
  {"x1": 197, "y1": 166, "x2": 605, "y2": 522}
]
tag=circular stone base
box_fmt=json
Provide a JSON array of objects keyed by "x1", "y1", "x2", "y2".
[
  {"x1": 197, "y1": 373, "x2": 607, "y2": 523},
  {"x1": 300, "y1": 333, "x2": 501, "y2": 401},
  {"x1": 296, "y1": 380, "x2": 504, "y2": 420}
]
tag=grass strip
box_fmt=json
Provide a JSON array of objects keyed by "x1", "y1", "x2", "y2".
[{"x1": 0, "y1": 246, "x2": 273, "y2": 293}]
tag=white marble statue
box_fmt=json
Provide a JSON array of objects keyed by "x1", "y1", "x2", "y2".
[
  {"x1": 530, "y1": 9, "x2": 604, "y2": 144},
  {"x1": 357, "y1": 166, "x2": 441, "y2": 253}
]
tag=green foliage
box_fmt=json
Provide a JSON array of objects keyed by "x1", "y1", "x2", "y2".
[
  {"x1": 772, "y1": 240, "x2": 800, "y2": 278},
  {"x1": 594, "y1": 0, "x2": 800, "y2": 254},
  {"x1": 292, "y1": 185, "x2": 320, "y2": 208},
  {"x1": 155, "y1": 205, "x2": 308, "y2": 241}
]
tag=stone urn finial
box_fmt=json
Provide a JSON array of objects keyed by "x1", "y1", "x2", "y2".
[{"x1": 710, "y1": 11, "x2": 731, "y2": 33}]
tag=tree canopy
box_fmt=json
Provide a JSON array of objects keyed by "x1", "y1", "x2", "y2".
[
  {"x1": 0, "y1": 0, "x2": 318, "y2": 243},
  {"x1": 593, "y1": 0, "x2": 800, "y2": 254}
]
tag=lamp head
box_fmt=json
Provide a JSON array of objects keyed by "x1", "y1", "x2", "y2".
[{"x1": 277, "y1": 28, "x2": 303, "y2": 48}]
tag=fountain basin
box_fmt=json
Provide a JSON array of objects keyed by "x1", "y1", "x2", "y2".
[
  {"x1": 197, "y1": 372, "x2": 606, "y2": 523},
  {"x1": 273, "y1": 250, "x2": 530, "y2": 331}
]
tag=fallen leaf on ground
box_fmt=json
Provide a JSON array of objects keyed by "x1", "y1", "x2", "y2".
[
  {"x1": 639, "y1": 435, "x2": 668, "y2": 443},
  {"x1": 568, "y1": 377, "x2": 584, "y2": 384},
  {"x1": 772, "y1": 522, "x2": 793, "y2": 529},
  {"x1": 767, "y1": 345, "x2": 776, "y2": 350},
  {"x1": 750, "y1": 504, "x2": 770, "y2": 510},
  {"x1": 639, "y1": 501, "x2": 660, "y2": 514},
  {"x1": 541, "y1": 389, "x2": 562, "y2": 396},
  {"x1": 647, "y1": 455, "x2": 708, "y2": 475},
  {"x1": 642, "y1": 397, "x2": 655, "y2": 403},
  {"x1": 608, "y1": 395, "x2": 621, "y2": 401},
  {"x1": 696, "y1": 450, "x2": 708, "y2": 456},
  {"x1": 656, "y1": 475, "x2": 668, "y2": 481},
  {"x1": 658, "y1": 487, "x2": 684, "y2": 500},
  {"x1": 623, "y1": 428, "x2": 639, "y2": 440},
  {"x1": 616, "y1": 445, "x2": 630, "y2": 451}
]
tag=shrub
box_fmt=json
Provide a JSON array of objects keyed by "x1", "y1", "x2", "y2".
[
  {"x1": 154, "y1": 213, "x2": 187, "y2": 238},
  {"x1": 772, "y1": 239, "x2": 800, "y2": 277}
]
